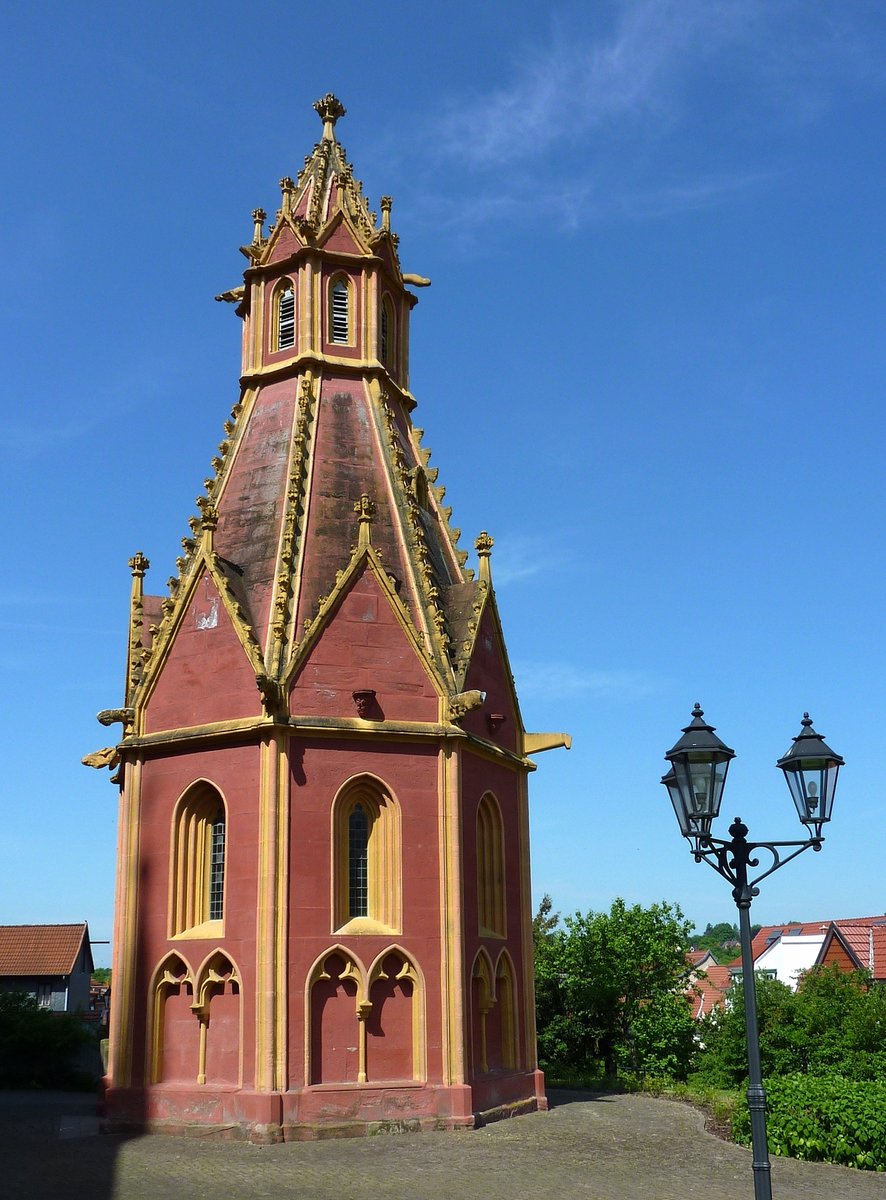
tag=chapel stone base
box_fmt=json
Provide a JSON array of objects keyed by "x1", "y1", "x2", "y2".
[{"x1": 103, "y1": 1073, "x2": 546, "y2": 1144}]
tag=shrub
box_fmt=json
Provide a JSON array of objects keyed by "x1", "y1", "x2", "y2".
[
  {"x1": 0, "y1": 992, "x2": 91, "y2": 1089},
  {"x1": 733, "y1": 1074, "x2": 886, "y2": 1171}
]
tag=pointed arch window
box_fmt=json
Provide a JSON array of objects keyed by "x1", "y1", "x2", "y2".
[
  {"x1": 276, "y1": 280, "x2": 295, "y2": 350},
  {"x1": 330, "y1": 276, "x2": 350, "y2": 344},
  {"x1": 170, "y1": 783, "x2": 227, "y2": 937},
  {"x1": 333, "y1": 778, "x2": 401, "y2": 933},
  {"x1": 477, "y1": 793, "x2": 506, "y2": 937}
]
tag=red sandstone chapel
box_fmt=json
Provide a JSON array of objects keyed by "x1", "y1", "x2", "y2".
[{"x1": 86, "y1": 95, "x2": 570, "y2": 1142}]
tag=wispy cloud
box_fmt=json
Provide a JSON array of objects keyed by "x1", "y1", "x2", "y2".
[
  {"x1": 488, "y1": 534, "x2": 559, "y2": 587},
  {"x1": 434, "y1": 0, "x2": 741, "y2": 169},
  {"x1": 514, "y1": 661, "x2": 660, "y2": 701},
  {"x1": 411, "y1": 1, "x2": 885, "y2": 232}
]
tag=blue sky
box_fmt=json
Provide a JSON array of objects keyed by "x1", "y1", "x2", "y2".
[{"x1": 2, "y1": 2, "x2": 884, "y2": 965}]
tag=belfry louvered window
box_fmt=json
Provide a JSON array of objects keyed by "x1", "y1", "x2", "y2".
[
  {"x1": 331, "y1": 278, "x2": 350, "y2": 344},
  {"x1": 380, "y1": 301, "x2": 390, "y2": 362},
  {"x1": 277, "y1": 283, "x2": 295, "y2": 350}
]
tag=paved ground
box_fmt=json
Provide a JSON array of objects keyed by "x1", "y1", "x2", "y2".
[{"x1": 2, "y1": 1089, "x2": 885, "y2": 1200}]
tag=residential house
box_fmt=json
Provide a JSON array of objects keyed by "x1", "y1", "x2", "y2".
[{"x1": 0, "y1": 923, "x2": 94, "y2": 1013}]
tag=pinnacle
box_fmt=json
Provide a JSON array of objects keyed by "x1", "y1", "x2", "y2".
[{"x1": 313, "y1": 93, "x2": 346, "y2": 140}]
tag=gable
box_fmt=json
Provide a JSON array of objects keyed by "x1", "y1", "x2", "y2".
[
  {"x1": 459, "y1": 604, "x2": 520, "y2": 752},
  {"x1": 143, "y1": 569, "x2": 263, "y2": 733},
  {"x1": 289, "y1": 563, "x2": 439, "y2": 723},
  {"x1": 267, "y1": 223, "x2": 301, "y2": 264},
  {"x1": 319, "y1": 213, "x2": 364, "y2": 256}
]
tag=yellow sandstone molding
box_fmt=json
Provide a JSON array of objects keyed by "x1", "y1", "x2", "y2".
[
  {"x1": 109, "y1": 755, "x2": 143, "y2": 1087},
  {"x1": 438, "y1": 743, "x2": 466, "y2": 1085},
  {"x1": 256, "y1": 734, "x2": 281, "y2": 1092},
  {"x1": 268, "y1": 375, "x2": 317, "y2": 673},
  {"x1": 373, "y1": 388, "x2": 456, "y2": 679},
  {"x1": 523, "y1": 732, "x2": 573, "y2": 754},
  {"x1": 274, "y1": 728, "x2": 289, "y2": 1091},
  {"x1": 517, "y1": 770, "x2": 539, "y2": 1070}
]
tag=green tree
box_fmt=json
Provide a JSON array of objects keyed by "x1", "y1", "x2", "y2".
[
  {"x1": 535, "y1": 898, "x2": 695, "y2": 1080},
  {"x1": 532, "y1": 894, "x2": 559, "y2": 948}
]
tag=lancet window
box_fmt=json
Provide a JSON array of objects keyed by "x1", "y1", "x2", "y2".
[{"x1": 333, "y1": 777, "x2": 400, "y2": 932}]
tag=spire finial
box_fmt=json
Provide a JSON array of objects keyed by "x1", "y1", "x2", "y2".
[
  {"x1": 129, "y1": 551, "x2": 150, "y2": 578},
  {"x1": 475, "y1": 531, "x2": 494, "y2": 584},
  {"x1": 380, "y1": 196, "x2": 393, "y2": 232},
  {"x1": 251, "y1": 208, "x2": 266, "y2": 245},
  {"x1": 314, "y1": 93, "x2": 346, "y2": 141}
]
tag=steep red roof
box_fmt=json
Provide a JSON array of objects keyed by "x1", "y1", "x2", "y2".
[
  {"x1": 0, "y1": 924, "x2": 89, "y2": 976},
  {"x1": 817, "y1": 922, "x2": 886, "y2": 981},
  {"x1": 688, "y1": 964, "x2": 732, "y2": 1019}
]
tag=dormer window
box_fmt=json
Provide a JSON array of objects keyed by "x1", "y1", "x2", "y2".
[
  {"x1": 331, "y1": 277, "x2": 350, "y2": 344},
  {"x1": 276, "y1": 282, "x2": 295, "y2": 350}
]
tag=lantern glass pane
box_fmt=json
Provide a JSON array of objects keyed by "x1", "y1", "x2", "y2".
[{"x1": 666, "y1": 778, "x2": 691, "y2": 837}]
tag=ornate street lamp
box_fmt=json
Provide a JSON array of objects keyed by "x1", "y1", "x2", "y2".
[{"x1": 662, "y1": 706, "x2": 844, "y2": 1200}]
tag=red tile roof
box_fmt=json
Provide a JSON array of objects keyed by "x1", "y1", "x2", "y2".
[
  {"x1": 818, "y1": 922, "x2": 886, "y2": 980},
  {"x1": 728, "y1": 915, "x2": 886, "y2": 968},
  {"x1": 0, "y1": 924, "x2": 89, "y2": 976},
  {"x1": 688, "y1": 964, "x2": 732, "y2": 1019}
]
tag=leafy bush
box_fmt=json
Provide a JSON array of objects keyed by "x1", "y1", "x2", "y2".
[
  {"x1": 0, "y1": 992, "x2": 91, "y2": 1088},
  {"x1": 733, "y1": 1074, "x2": 886, "y2": 1171},
  {"x1": 695, "y1": 966, "x2": 886, "y2": 1088}
]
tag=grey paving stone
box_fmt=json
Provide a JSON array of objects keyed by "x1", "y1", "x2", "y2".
[{"x1": 1, "y1": 1089, "x2": 884, "y2": 1199}]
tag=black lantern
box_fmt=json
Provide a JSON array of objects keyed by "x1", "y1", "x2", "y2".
[
  {"x1": 776, "y1": 713, "x2": 844, "y2": 831},
  {"x1": 664, "y1": 704, "x2": 735, "y2": 837}
]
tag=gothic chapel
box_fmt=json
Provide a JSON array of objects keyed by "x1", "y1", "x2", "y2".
[{"x1": 88, "y1": 95, "x2": 570, "y2": 1141}]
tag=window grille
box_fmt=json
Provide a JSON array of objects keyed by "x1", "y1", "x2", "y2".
[
  {"x1": 380, "y1": 302, "x2": 389, "y2": 362},
  {"x1": 208, "y1": 812, "x2": 226, "y2": 921},
  {"x1": 277, "y1": 285, "x2": 295, "y2": 349},
  {"x1": 331, "y1": 279, "x2": 349, "y2": 343},
  {"x1": 348, "y1": 804, "x2": 369, "y2": 918}
]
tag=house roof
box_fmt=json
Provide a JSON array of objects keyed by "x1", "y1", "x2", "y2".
[
  {"x1": 0, "y1": 924, "x2": 91, "y2": 977},
  {"x1": 728, "y1": 915, "x2": 886, "y2": 967},
  {"x1": 817, "y1": 922, "x2": 886, "y2": 980},
  {"x1": 688, "y1": 964, "x2": 732, "y2": 1019}
]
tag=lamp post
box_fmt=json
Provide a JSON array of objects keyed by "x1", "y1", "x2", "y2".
[{"x1": 662, "y1": 705, "x2": 844, "y2": 1200}]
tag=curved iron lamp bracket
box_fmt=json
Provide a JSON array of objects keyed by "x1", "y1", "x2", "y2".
[{"x1": 689, "y1": 817, "x2": 822, "y2": 906}]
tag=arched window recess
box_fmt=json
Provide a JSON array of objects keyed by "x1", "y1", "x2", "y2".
[
  {"x1": 332, "y1": 776, "x2": 401, "y2": 934},
  {"x1": 169, "y1": 782, "x2": 227, "y2": 938}
]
